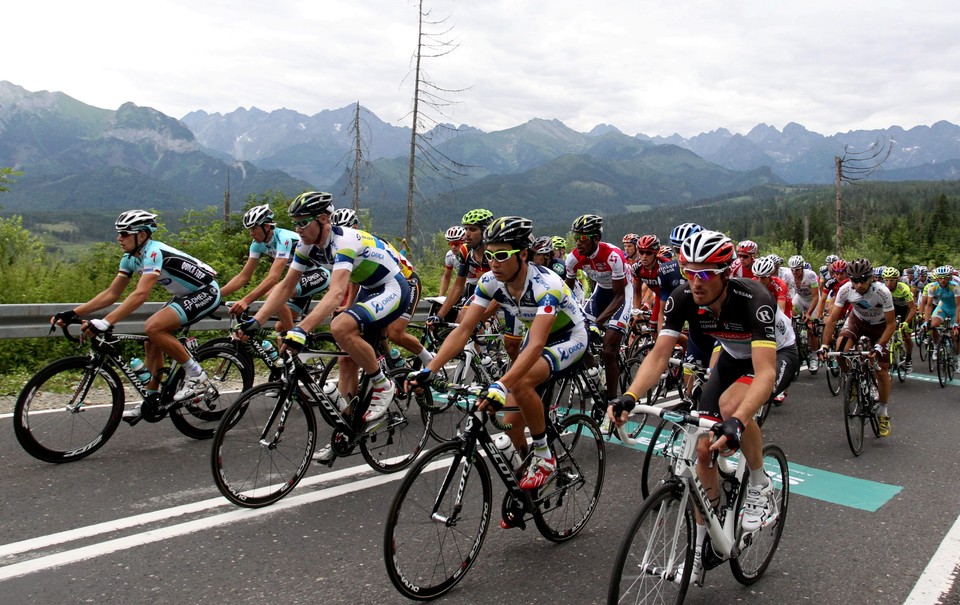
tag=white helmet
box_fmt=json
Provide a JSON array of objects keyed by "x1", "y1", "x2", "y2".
[
  {"x1": 445, "y1": 225, "x2": 466, "y2": 242},
  {"x1": 242, "y1": 204, "x2": 275, "y2": 228},
  {"x1": 752, "y1": 256, "x2": 777, "y2": 277},
  {"x1": 787, "y1": 255, "x2": 805, "y2": 269},
  {"x1": 330, "y1": 208, "x2": 359, "y2": 228},
  {"x1": 115, "y1": 210, "x2": 158, "y2": 233}
]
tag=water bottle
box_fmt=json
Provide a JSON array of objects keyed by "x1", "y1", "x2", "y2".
[
  {"x1": 480, "y1": 355, "x2": 494, "y2": 369},
  {"x1": 262, "y1": 340, "x2": 280, "y2": 365},
  {"x1": 323, "y1": 380, "x2": 348, "y2": 412},
  {"x1": 388, "y1": 347, "x2": 404, "y2": 369},
  {"x1": 130, "y1": 357, "x2": 151, "y2": 384},
  {"x1": 493, "y1": 433, "x2": 521, "y2": 471}
]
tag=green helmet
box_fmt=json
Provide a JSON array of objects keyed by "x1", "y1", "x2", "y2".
[
  {"x1": 881, "y1": 266, "x2": 900, "y2": 279},
  {"x1": 551, "y1": 236, "x2": 567, "y2": 250},
  {"x1": 461, "y1": 208, "x2": 494, "y2": 228}
]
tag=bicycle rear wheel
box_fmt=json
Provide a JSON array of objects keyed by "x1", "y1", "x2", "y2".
[
  {"x1": 825, "y1": 358, "x2": 842, "y2": 396},
  {"x1": 917, "y1": 331, "x2": 927, "y2": 361},
  {"x1": 383, "y1": 442, "x2": 492, "y2": 601},
  {"x1": 170, "y1": 344, "x2": 254, "y2": 439},
  {"x1": 13, "y1": 356, "x2": 125, "y2": 463},
  {"x1": 607, "y1": 481, "x2": 694, "y2": 605},
  {"x1": 359, "y1": 367, "x2": 432, "y2": 473},
  {"x1": 730, "y1": 444, "x2": 789, "y2": 584},
  {"x1": 640, "y1": 419, "x2": 682, "y2": 499},
  {"x1": 843, "y1": 377, "x2": 864, "y2": 456},
  {"x1": 533, "y1": 414, "x2": 605, "y2": 542},
  {"x1": 937, "y1": 342, "x2": 949, "y2": 387},
  {"x1": 211, "y1": 383, "x2": 317, "y2": 507},
  {"x1": 893, "y1": 342, "x2": 905, "y2": 383}
]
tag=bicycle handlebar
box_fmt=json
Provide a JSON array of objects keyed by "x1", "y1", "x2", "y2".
[{"x1": 434, "y1": 381, "x2": 515, "y2": 431}]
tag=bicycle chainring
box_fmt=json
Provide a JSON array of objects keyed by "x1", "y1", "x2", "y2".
[
  {"x1": 501, "y1": 492, "x2": 530, "y2": 529},
  {"x1": 330, "y1": 429, "x2": 355, "y2": 457},
  {"x1": 139, "y1": 394, "x2": 166, "y2": 423}
]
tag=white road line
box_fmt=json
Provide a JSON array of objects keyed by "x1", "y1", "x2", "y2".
[
  {"x1": 0, "y1": 468, "x2": 406, "y2": 582},
  {"x1": 0, "y1": 462, "x2": 379, "y2": 559},
  {"x1": 904, "y1": 512, "x2": 960, "y2": 605}
]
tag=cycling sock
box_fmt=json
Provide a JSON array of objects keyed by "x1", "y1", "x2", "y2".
[
  {"x1": 748, "y1": 469, "x2": 770, "y2": 488},
  {"x1": 183, "y1": 358, "x2": 202, "y2": 376},
  {"x1": 531, "y1": 432, "x2": 551, "y2": 460},
  {"x1": 371, "y1": 370, "x2": 389, "y2": 388},
  {"x1": 879, "y1": 404, "x2": 889, "y2": 416},
  {"x1": 417, "y1": 348, "x2": 435, "y2": 365}
]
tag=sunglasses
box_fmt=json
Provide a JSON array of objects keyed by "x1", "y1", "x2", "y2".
[
  {"x1": 484, "y1": 249, "x2": 523, "y2": 262},
  {"x1": 681, "y1": 267, "x2": 726, "y2": 281},
  {"x1": 117, "y1": 230, "x2": 137, "y2": 237},
  {"x1": 849, "y1": 276, "x2": 871, "y2": 284},
  {"x1": 637, "y1": 249, "x2": 656, "y2": 256},
  {"x1": 293, "y1": 216, "x2": 317, "y2": 229},
  {"x1": 572, "y1": 234, "x2": 595, "y2": 242},
  {"x1": 737, "y1": 254, "x2": 752, "y2": 259}
]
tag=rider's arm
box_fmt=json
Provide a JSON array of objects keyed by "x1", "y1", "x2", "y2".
[
  {"x1": 219, "y1": 256, "x2": 259, "y2": 298},
  {"x1": 879, "y1": 309, "x2": 897, "y2": 348},
  {"x1": 72, "y1": 274, "x2": 130, "y2": 317},
  {"x1": 426, "y1": 302, "x2": 487, "y2": 373},
  {"x1": 807, "y1": 282, "x2": 820, "y2": 321},
  {"x1": 618, "y1": 332, "x2": 679, "y2": 408},
  {"x1": 251, "y1": 265, "x2": 302, "y2": 327},
  {"x1": 439, "y1": 265, "x2": 454, "y2": 297},
  {"x1": 102, "y1": 273, "x2": 158, "y2": 326},
  {"x1": 436, "y1": 276, "x2": 465, "y2": 318},
  {"x1": 821, "y1": 301, "x2": 844, "y2": 348},
  {"x1": 297, "y1": 268, "x2": 349, "y2": 332}
]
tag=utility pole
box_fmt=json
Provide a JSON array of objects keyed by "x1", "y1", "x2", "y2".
[
  {"x1": 224, "y1": 170, "x2": 231, "y2": 231},
  {"x1": 834, "y1": 156, "x2": 842, "y2": 255},
  {"x1": 833, "y1": 139, "x2": 892, "y2": 256},
  {"x1": 352, "y1": 102, "x2": 362, "y2": 212}
]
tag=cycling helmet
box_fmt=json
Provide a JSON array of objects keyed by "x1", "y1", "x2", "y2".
[
  {"x1": 679, "y1": 230, "x2": 735, "y2": 267},
  {"x1": 847, "y1": 258, "x2": 872, "y2": 280},
  {"x1": 622, "y1": 233, "x2": 640, "y2": 245},
  {"x1": 288, "y1": 191, "x2": 333, "y2": 217},
  {"x1": 331, "y1": 208, "x2": 359, "y2": 228},
  {"x1": 242, "y1": 204, "x2": 275, "y2": 229},
  {"x1": 752, "y1": 256, "x2": 777, "y2": 278},
  {"x1": 819, "y1": 265, "x2": 830, "y2": 279},
  {"x1": 669, "y1": 222, "x2": 703, "y2": 247},
  {"x1": 768, "y1": 254, "x2": 783, "y2": 266},
  {"x1": 825, "y1": 254, "x2": 839, "y2": 265},
  {"x1": 445, "y1": 225, "x2": 466, "y2": 242},
  {"x1": 872, "y1": 266, "x2": 884, "y2": 278},
  {"x1": 484, "y1": 216, "x2": 533, "y2": 246},
  {"x1": 115, "y1": 210, "x2": 158, "y2": 233},
  {"x1": 532, "y1": 236, "x2": 554, "y2": 255},
  {"x1": 552, "y1": 236, "x2": 567, "y2": 250},
  {"x1": 804, "y1": 262, "x2": 811, "y2": 270},
  {"x1": 736, "y1": 240, "x2": 758, "y2": 255},
  {"x1": 831, "y1": 259, "x2": 847, "y2": 273},
  {"x1": 636, "y1": 234, "x2": 661, "y2": 251},
  {"x1": 934, "y1": 265, "x2": 952, "y2": 278},
  {"x1": 571, "y1": 214, "x2": 603, "y2": 236},
  {"x1": 919, "y1": 266, "x2": 928, "y2": 275},
  {"x1": 462, "y1": 208, "x2": 494, "y2": 228},
  {"x1": 788, "y1": 254, "x2": 805, "y2": 269},
  {"x1": 882, "y1": 266, "x2": 901, "y2": 279},
  {"x1": 658, "y1": 245, "x2": 674, "y2": 261}
]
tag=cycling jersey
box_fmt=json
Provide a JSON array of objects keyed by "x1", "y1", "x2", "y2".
[
  {"x1": 248, "y1": 227, "x2": 299, "y2": 261},
  {"x1": 472, "y1": 264, "x2": 588, "y2": 373},
  {"x1": 923, "y1": 281, "x2": 960, "y2": 309},
  {"x1": 792, "y1": 269, "x2": 820, "y2": 302},
  {"x1": 777, "y1": 267, "x2": 797, "y2": 298},
  {"x1": 888, "y1": 281, "x2": 913, "y2": 308},
  {"x1": 455, "y1": 243, "x2": 490, "y2": 284},
  {"x1": 291, "y1": 226, "x2": 400, "y2": 289},
  {"x1": 833, "y1": 281, "x2": 894, "y2": 325},
  {"x1": 444, "y1": 249, "x2": 460, "y2": 273},
  {"x1": 729, "y1": 258, "x2": 755, "y2": 279},
  {"x1": 119, "y1": 239, "x2": 217, "y2": 295},
  {"x1": 564, "y1": 242, "x2": 627, "y2": 290},
  {"x1": 760, "y1": 276, "x2": 792, "y2": 317},
  {"x1": 661, "y1": 278, "x2": 796, "y2": 360}
]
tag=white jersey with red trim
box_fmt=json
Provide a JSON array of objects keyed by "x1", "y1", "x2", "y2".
[{"x1": 564, "y1": 242, "x2": 627, "y2": 290}]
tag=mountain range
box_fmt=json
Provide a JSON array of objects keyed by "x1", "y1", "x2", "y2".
[{"x1": 2, "y1": 80, "x2": 959, "y2": 243}]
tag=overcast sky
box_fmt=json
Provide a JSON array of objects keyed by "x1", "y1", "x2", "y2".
[{"x1": 5, "y1": 1, "x2": 959, "y2": 138}]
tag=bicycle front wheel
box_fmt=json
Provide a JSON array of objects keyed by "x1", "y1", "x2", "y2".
[
  {"x1": 730, "y1": 443, "x2": 789, "y2": 584},
  {"x1": 13, "y1": 356, "x2": 125, "y2": 463},
  {"x1": 825, "y1": 358, "x2": 842, "y2": 396},
  {"x1": 534, "y1": 414, "x2": 605, "y2": 542},
  {"x1": 641, "y1": 419, "x2": 683, "y2": 499},
  {"x1": 170, "y1": 344, "x2": 254, "y2": 439},
  {"x1": 384, "y1": 442, "x2": 492, "y2": 601},
  {"x1": 211, "y1": 383, "x2": 317, "y2": 508},
  {"x1": 843, "y1": 377, "x2": 864, "y2": 456},
  {"x1": 607, "y1": 482, "x2": 694, "y2": 605},
  {"x1": 359, "y1": 367, "x2": 432, "y2": 473},
  {"x1": 937, "y1": 342, "x2": 949, "y2": 387}
]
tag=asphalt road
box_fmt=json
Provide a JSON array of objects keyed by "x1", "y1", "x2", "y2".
[{"x1": 2, "y1": 361, "x2": 960, "y2": 605}]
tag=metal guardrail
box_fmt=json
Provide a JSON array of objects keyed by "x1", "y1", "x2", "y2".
[{"x1": 0, "y1": 299, "x2": 437, "y2": 339}]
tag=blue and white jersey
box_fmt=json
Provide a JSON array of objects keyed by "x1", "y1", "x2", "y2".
[
  {"x1": 248, "y1": 227, "x2": 299, "y2": 261},
  {"x1": 118, "y1": 239, "x2": 217, "y2": 295},
  {"x1": 290, "y1": 226, "x2": 401, "y2": 289}
]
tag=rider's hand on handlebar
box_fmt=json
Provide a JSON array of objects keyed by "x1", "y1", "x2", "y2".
[
  {"x1": 607, "y1": 393, "x2": 638, "y2": 427},
  {"x1": 873, "y1": 343, "x2": 884, "y2": 357},
  {"x1": 476, "y1": 381, "x2": 507, "y2": 414},
  {"x1": 817, "y1": 344, "x2": 830, "y2": 359},
  {"x1": 233, "y1": 317, "x2": 261, "y2": 341},
  {"x1": 81, "y1": 318, "x2": 112, "y2": 339},
  {"x1": 281, "y1": 326, "x2": 308, "y2": 354},
  {"x1": 710, "y1": 417, "x2": 745, "y2": 455},
  {"x1": 426, "y1": 314, "x2": 442, "y2": 326},
  {"x1": 51, "y1": 309, "x2": 79, "y2": 327},
  {"x1": 228, "y1": 300, "x2": 248, "y2": 316},
  {"x1": 405, "y1": 368, "x2": 433, "y2": 394}
]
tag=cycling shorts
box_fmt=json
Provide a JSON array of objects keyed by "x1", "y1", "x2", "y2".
[
  {"x1": 400, "y1": 272, "x2": 422, "y2": 322},
  {"x1": 932, "y1": 303, "x2": 956, "y2": 324},
  {"x1": 522, "y1": 327, "x2": 588, "y2": 375},
  {"x1": 584, "y1": 285, "x2": 632, "y2": 334},
  {"x1": 838, "y1": 314, "x2": 890, "y2": 368},
  {"x1": 342, "y1": 273, "x2": 410, "y2": 340},
  {"x1": 792, "y1": 295, "x2": 813, "y2": 315},
  {"x1": 288, "y1": 267, "x2": 331, "y2": 317},
  {"x1": 164, "y1": 282, "x2": 222, "y2": 326},
  {"x1": 697, "y1": 346, "x2": 799, "y2": 418}
]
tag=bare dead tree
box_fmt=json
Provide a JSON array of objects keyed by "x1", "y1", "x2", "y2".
[
  {"x1": 834, "y1": 138, "x2": 892, "y2": 254},
  {"x1": 403, "y1": 0, "x2": 471, "y2": 247},
  {"x1": 349, "y1": 102, "x2": 364, "y2": 212}
]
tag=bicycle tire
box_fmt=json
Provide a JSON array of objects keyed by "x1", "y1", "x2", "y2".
[
  {"x1": 607, "y1": 481, "x2": 694, "y2": 605},
  {"x1": 917, "y1": 331, "x2": 927, "y2": 361},
  {"x1": 640, "y1": 419, "x2": 683, "y2": 499},
  {"x1": 359, "y1": 367, "x2": 432, "y2": 473},
  {"x1": 383, "y1": 441, "x2": 492, "y2": 601},
  {"x1": 13, "y1": 356, "x2": 125, "y2": 463},
  {"x1": 937, "y1": 342, "x2": 948, "y2": 387},
  {"x1": 169, "y1": 344, "x2": 254, "y2": 439},
  {"x1": 210, "y1": 382, "x2": 317, "y2": 508},
  {"x1": 533, "y1": 414, "x2": 605, "y2": 542},
  {"x1": 825, "y1": 358, "x2": 842, "y2": 396},
  {"x1": 948, "y1": 348, "x2": 956, "y2": 382},
  {"x1": 730, "y1": 444, "x2": 789, "y2": 584},
  {"x1": 893, "y1": 341, "x2": 905, "y2": 383},
  {"x1": 755, "y1": 398, "x2": 772, "y2": 427},
  {"x1": 927, "y1": 338, "x2": 935, "y2": 372},
  {"x1": 626, "y1": 345, "x2": 658, "y2": 404},
  {"x1": 843, "y1": 376, "x2": 864, "y2": 456}
]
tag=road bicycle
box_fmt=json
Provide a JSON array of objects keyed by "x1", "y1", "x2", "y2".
[
  {"x1": 792, "y1": 316, "x2": 821, "y2": 376},
  {"x1": 824, "y1": 337, "x2": 882, "y2": 456},
  {"x1": 14, "y1": 323, "x2": 252, "y2": 463},
  {"x1": 383, "y1": 381, "x2": 605, "y2": 600},
  {"x1": 607, "y1": 403, "x2": 789, "y2": 604},
  {"x1": 823, "y1": 319, "x2": 846, "y2": 397},
  {"x1": 888, "y1": 324, "x2": 908, "y2": 383},
  {"x1": 210, "y1": 335, "x2": 432, "y2": 507},
  {"x1": 930, "y1": 325, "x2": 958, "y2": 388}
]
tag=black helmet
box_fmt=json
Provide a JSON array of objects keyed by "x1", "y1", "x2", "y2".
[
  {"x1": 847, "y1": 258, "x2": 873, "y2": 280},
  {"x1": 288, "y1": 191, "x2": 333, "y2": 217},
  {"x1": 483, "y1": 216, "x2": 533, "y2": 246},
  {"x1": 571, "y1": 214, "x2": 603, "y2": 236}
]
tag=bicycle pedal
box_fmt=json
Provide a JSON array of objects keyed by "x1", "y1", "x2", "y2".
[{"x1": 121, "y1": 415, "x2": 143, "y2": 427}]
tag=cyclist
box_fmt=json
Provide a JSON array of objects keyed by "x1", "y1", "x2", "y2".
[
  {"x1": 630, "y1": 234, "x2": 681, "y2": 326},
  {"x1": 820, "y1": 258, "x2": 896, "y2": 437},
  {"x1": 883, "y1": 266, "x2": 917, "y2": 372},
  {"x1": 789, "y1": 254, "x2": 822, "y2": 369},
  {"x1": 433, "y1": 209, "x2": 494, "y2": 322},
  {"x1": 622, "y1": 233, "x2": 641, "y2": 267},
  {"x1": 532, "y1": 235, "x2": 566, "y2": 277},
  {"x1": 729, "y1": 240, "x2": 758, "y2": 279},
  {"x1": 51, "y1": 210, "x2": 222, "y2": 421},
  {"x1": 237, "y1": 192, "x2": 409, "y2": 424},
  {"x1": 565, "y1": 214, "x2": 632, "y2": 402},
  {"x1": 921, "y1": 266, "x2": 960, "y2": 361},
  {"x1": 408, "y1": 217, "x2": 589, "y2": 506},
  {"x1": 220, "y1": 204, "x2": 329, "y2": 333},
  {"x1": 752, "y1": 256, "x2": 791, "y2": 315},
  {"x1": 439, "y1": 226, "x2": 465, "y2": 297},
  {"x1": 610, "y1": 229, "x2": 797, "y2": 582},
  {"x1": 769, "y1": 254, "x2": 796, "y2": 299}
]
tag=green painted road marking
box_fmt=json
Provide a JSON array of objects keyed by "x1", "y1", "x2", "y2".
[
  {"x1": 610, "y1": 413, "x2": 902, "y2": 512},
  {"x1": 905, "y1": 372, "x2": 960, "y2": 386}
]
